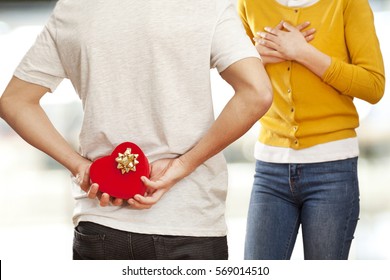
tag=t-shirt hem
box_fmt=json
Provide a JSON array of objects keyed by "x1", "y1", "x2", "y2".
[
  {"x1": 254, "y1": 138, "x2": 359, "y2": 164},
  {"x1": 14, "y1": 69, "x2": 60, "y2": 93},
  {"x1": 73, "y1": 216, "x2": 228, "y2": 237},
  {"x1": 217, "y1": 54, "x2": 260, "y2": 73}
]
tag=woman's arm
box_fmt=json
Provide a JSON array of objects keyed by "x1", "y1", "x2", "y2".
[
  {"x1": 322, "y1": 0, "x2": 385, "y2": 104},
  {"x1": 257, "y1": 21, "x2": 330, "y2": 76},
  {"x1": 255, "y1": 0, "x2": 385, "y2": 104}
]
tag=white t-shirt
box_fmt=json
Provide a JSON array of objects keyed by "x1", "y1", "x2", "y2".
[
  {"x1": 14, "y1": 0, "x2": 260, "y2": 236},
  {"x1": 275, "y1": 0, "x2": 319, "y2": 7}
]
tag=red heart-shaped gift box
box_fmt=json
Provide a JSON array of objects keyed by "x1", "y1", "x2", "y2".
[{"x1": 89, "y1": 142, "x2": 150, "y2": 199}]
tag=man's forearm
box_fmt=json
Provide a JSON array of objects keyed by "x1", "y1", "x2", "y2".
[
  {"x1": 0, "y1": 77, "x2": 88, "y2": 176},
  {"x1": 180, "y1": 79, "x2": 272, "y2": 173}
]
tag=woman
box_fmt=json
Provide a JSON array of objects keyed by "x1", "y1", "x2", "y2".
[{"x1": 237, "y1": 0, "x2": 385, "y2": 259}]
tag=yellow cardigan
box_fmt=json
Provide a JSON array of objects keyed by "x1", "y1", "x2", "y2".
[{"x1": 238, "y1": 0, "x2": 385, "y2": 149}]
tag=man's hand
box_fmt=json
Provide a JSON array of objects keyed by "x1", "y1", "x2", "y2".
[
  {"x1": 127, "y1": 157, "x2": 189, "y2": 209},
  {"x1": 89, "y1": 156, "x2": 189, "y2": 209},
  {"x1": 74, "y1": 159, "x2": 124, "y2": 207},
  {"x1": 84, "y1": 57, "x2": 272, "y2": 210},
  {"x1": 0, "y1": 77, "x2": 123, "y2": 207}
]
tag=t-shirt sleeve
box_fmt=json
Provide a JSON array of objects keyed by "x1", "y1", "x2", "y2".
[
  {"x1": 210, "y1": 0, "x2": 260, "y2": 73},
  {"x1": 13, "y1": 14, "x2": 67, "y2": 93}
]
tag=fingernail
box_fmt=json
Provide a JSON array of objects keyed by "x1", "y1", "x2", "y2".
[{"x1": 264, "y1": 27, "x2": 271, "y2": 32}]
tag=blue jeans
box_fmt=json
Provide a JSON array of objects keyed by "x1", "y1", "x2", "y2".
[{"x1": 244, "y1": 158, "x2": 360, "y2": 260}]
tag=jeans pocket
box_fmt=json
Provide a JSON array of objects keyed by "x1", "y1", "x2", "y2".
[
  {"x1": 153, "y1": 235, "x2": 228, "y2": 260},
  {"x1": 73, "y1": 226, "x2": 106, "y2": 260}
]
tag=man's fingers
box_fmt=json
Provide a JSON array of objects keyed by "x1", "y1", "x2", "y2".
[
  {"x1": 127, "y1": 191, "x2": 165, "y2": 209},
  {"x1": 141, "y1": 176, "x2": 163, "y2": 189},
  {"x1": 127, "y1": 196, "x2": 153, "y2": 209},
  {"x1": 87, "y1": 183, "x2": 99, "y2": 198},
  {"x1": 112, "y1": 197, "x2": 124, "y2": 206},
  {"x1": 99, "y1": 193, "x2": 111, "y2": 207}
]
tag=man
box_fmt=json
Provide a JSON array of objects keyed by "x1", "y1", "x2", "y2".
[{"x1": 0, "y1": 0, "x2": 272, "y2": 259}]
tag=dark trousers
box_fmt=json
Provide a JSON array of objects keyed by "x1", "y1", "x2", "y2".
[{"x1": 73, "y1": 222, "x2": 228, "y2": 260}]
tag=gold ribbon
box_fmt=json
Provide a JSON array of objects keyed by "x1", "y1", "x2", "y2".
[{"x1": 115, "y1": 148, "x2": 139, "y2": 174}]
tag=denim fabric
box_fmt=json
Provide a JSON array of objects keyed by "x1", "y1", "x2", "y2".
[
  {"x1": 244, "y1": 158, "x2": 360, "y2": 260},
  {"x1": 73, "y1": 222, "x2": 228, "y2": 260}
]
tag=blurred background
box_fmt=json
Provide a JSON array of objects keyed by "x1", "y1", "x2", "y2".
[{"x1": 0, "y1": 0, "x2": 389, "y2": 261}]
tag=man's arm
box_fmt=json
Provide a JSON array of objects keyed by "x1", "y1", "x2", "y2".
[
  {"x1": 182, "y1": 57, "x2": 272, "y2": 170},
  {"x1": 129, "y1": 57, "x2": 272, "y2": 209},
  {"x1": 0, "y1": 77, "x2": 103, "y2": 201}
]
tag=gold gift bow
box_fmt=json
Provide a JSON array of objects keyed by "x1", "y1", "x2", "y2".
[{"x1": 115, "y1": 148, "x2": 139, "y2": 174}]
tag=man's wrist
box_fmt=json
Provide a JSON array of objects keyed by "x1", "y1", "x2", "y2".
[
  {"x1": 69, "y1": 154, "x2": 91, "y2": 178},
  {"x1": 178, "y1": 152, "x2": 200, "y2": 177}
]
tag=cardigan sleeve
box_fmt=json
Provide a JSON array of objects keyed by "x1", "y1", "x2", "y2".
[
  {"x1": 322, "y1": 0, "x2": 385, "y2": 104},
  {"x1": 237, "y1": 0, "x2": 255, "y2": 44}
]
